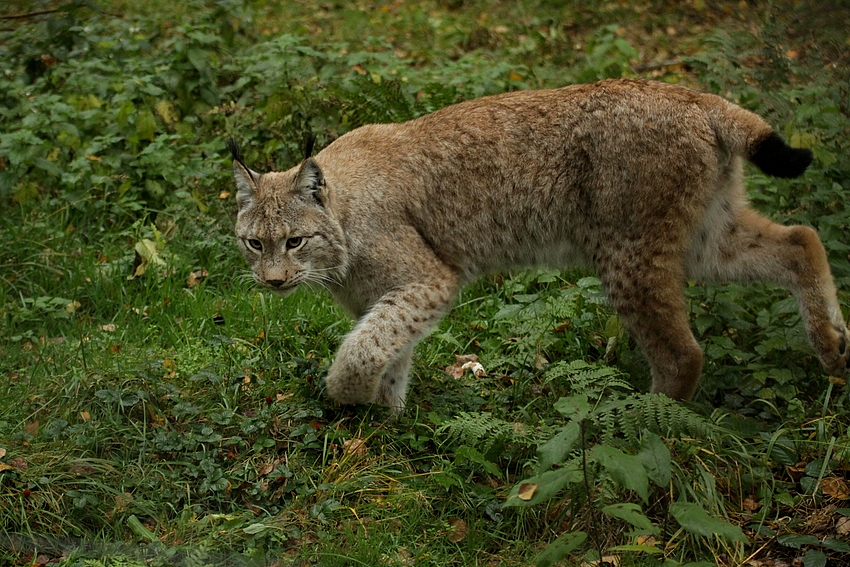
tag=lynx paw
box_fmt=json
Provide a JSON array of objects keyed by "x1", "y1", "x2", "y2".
[
  {"x1": 821, "y1": 325, "x2": 850, "y2": 377},
  {"x1": 325, "y1": 364, "x2": 380, "y2": 406}
]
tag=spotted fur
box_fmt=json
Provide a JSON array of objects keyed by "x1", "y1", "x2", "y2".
[{"x1": 232, "y1": 79, "x2": 848, "y2": 412}]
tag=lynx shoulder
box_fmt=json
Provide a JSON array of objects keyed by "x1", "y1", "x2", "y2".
[{"x1": 230, "y1": 78, "x2": 848, "y2": 412}]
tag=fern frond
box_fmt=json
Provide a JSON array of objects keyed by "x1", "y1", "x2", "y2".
[
  {"x1": 437, "y1": 412, "x2": 535, "y2": 453},
  {"x1": 596, "y1": 393, "x2": 719, "y2": 446}
]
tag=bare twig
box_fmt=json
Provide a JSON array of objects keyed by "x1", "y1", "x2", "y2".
[
  {"x1": 0, "y1": 9, "x2": 61, "y2": 20},
  {"x1": 631, "y1": 59, "x2": 686, "y2": 73}
]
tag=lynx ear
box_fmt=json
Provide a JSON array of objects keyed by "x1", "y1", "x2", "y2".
[
  {"x1": 227, "y1": 139, "x2": 259, "y2": 210},
  {"x1": 294, "y1": 158, "x2": 328, "y2": 206}
]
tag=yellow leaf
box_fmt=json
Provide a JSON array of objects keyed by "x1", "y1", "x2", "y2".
[
  {"x1": 13, "y1": 181, "x2": 40, "y2": 205},
  {"x1": 517, "y1": 482, "x2": 537, "y2": 501},
  {"x1": 80, "y1": 412, "x2": 91, "y2": 422},
  {"x1": 155, "y1": 100, "x2": 180, "y2": 128},
  {"x1": 509, "y1": 72, "x2": 523, "y2": 81},
  {"x1": 219, "y1": 191, "x2": 231, "y2": 200}
]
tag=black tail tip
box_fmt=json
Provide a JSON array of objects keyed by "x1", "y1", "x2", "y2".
[{"x1": 750, "y1": 132, "x2": 813, "y2": 179}]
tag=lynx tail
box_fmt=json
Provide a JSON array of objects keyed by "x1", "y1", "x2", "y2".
[{"x1": 750, "y1": 132, "x2": 813, "y2": 179}]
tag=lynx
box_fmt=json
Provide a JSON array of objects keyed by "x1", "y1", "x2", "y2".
[{"x1": 230, "y1": 78, "x2": 849, "y2": 412}]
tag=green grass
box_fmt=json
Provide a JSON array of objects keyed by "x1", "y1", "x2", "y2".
[{"x1": 2, "y1": 1, "x2": 850, "y2": 566}]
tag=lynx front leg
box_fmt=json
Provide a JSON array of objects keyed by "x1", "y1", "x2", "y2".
[
  {"x1": 689, "y1": 208, "x2": 849, "y2": 377},
  {"x1": 325, "y1": 277, "x2": 458, "y2": 412}
]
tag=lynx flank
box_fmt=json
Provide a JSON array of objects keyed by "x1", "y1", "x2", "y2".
[{"x1": 230, "y1": 78, "x2": 849, "y2": 413}]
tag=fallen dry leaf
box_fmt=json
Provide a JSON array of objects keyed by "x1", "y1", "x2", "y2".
[
  {"x1": 24, "y1": 421, "x2": 39, "y2": 437},
  {"x1": 517, "y1": 482, "x2": 537, "y2": 501},
  {"x1": 445, "y1": 354, "x2": 479, "y2": 379},
  {"x1": 534, "y1": 353, "x2": 548, "y2": 370},
  {"x1": 343, "y1": 438, "x2": 368, "y2": 459},
  {"x1": 742, "y1": 496, "x2": 761, "y2": 512},
  {"x1": 447, "y1": 517, "x2": 468, "y2": 543},
  {"x1": 257, "y1": 456, "x2": 287, "y2": 477},
  {"x1": 11, "y1": 457, "x2": 28, "y2": 471},
  {"x1": 821, "y1": 477, "x2": 850, "y2": 499},
  {"x1": 186, "y1": 269, "x2": 209, "y2": 288},
  {"x1": 786, "y1": 464, "x2": 806, "y2": 481},
  {"x1": 636, "y1": 535, "x2": 658, "y2": 547},
  {"x1": 0, "y1": 463, "x2": 12, "y2": 473},
  {"x1": 219, "y1": 191, "x2": 231, "y2": 199},
  {"x1": 0, "y1": 447, "x2": 6, "y2": 459},
  {"x1": 114, "y1": 492, "x2": 133, "y2": 513},
  {"x1": 582, "y1": 556, "x2": 620, "y2": 567},
  {"x1": 100, "y1": 324, "x2": 117, "y2": 332},
  {"x1": 837, "y1": 515, "x2": 850, "y2": 536}
]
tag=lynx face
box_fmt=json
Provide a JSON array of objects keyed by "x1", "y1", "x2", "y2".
[{"x1": 233, "y1": 158, "x2": 348, "y2": 297}]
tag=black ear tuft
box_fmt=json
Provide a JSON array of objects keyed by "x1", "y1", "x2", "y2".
[
  {"x1": 226, "y1": 138, "x2": 243, "y2": 163},
  {"x1": 303, "y1": 132, "x2": 316, "y2": 161}
]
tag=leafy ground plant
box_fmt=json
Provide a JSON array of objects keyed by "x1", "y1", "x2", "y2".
[{"x1": 1, "y1": 0, "x2": 849, "y2": 566}]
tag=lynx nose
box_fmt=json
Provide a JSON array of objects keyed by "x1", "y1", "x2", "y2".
[{"x1": 266, "y1": 279, "x2": 287, "y2": 288}]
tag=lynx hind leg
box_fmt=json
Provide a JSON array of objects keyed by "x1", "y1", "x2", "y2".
[
  {"x1": 688, "y1": 207, "x2": 849, "y2": 377},
  {"x1": 325, "y1": 277, "x2": 457, "y2": 411},
  {"x1": 600, "y1": 256, "x2": 705, "y2": 400}
]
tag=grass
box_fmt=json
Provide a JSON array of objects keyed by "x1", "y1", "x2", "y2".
[{"x1": 1, "y1": 0, "x2": 850, "y2": 566}]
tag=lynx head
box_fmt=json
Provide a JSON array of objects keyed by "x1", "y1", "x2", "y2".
[{"x1": 228, "y1": 140, "x2": 348, "y2": 296}]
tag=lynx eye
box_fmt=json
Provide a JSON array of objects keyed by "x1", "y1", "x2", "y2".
[
  {"x1": 246, "y1": 239, "x2": 263, "y2": 252},
  {"x1": 286, "y1": 236, "x2": 304, "y2": 250}
]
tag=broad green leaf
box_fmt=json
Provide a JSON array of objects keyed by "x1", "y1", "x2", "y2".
[
  {"x1": 534, "y1": 531, "x2": 587, "y2": 567},
  {"x1": 127, "y1": 515, "x2": 157, "y2": 542},
  {"x1": 187, "y1": 48, "x2": 210, "y2": 73},
  {"x1": 638, "y1": 431, "x2": 671, "y2": 487},
  {"x1": 591, "y1": 445, "x2": 648, "y2": 503},
  {"x1": 553, "y1": 394, "x2": 591, "y2": 421},
  {"x1": 822, "y1": 538, "x2": 850, "y2": 553},
  {"x1": 504, "y1": 466, "x2": 582, "y2": 507},
  {"x1": 454, "y1": 445, "x2": 502, "y2": 478},
  {"x1": 601, "y1": 503, "x2": 658, "y2": 533},
  {"x1": 777, "y1": 533, "x2": 820, "y2": 549},
  {"x1": 802, "y1": 549, "x2": 827, "y2": 567},
  {"x1": 136, "y1": 108, "x2": 157, "y2": 141},
  {"x1": 13, "y1": 182, "x2": 40, "y2": 205},
  {"x1": 243, "y1": 523, "x2": 268, "y2": 534},
  {"x1": 538, "y1": 421, "x2": 580, "y2": 473},
  {"x1": 608, "y1": 544, "x2": 662, "y2": 554},
  {"x1": 669, "y1": 502, "x2": 748, "y2": 543}
]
